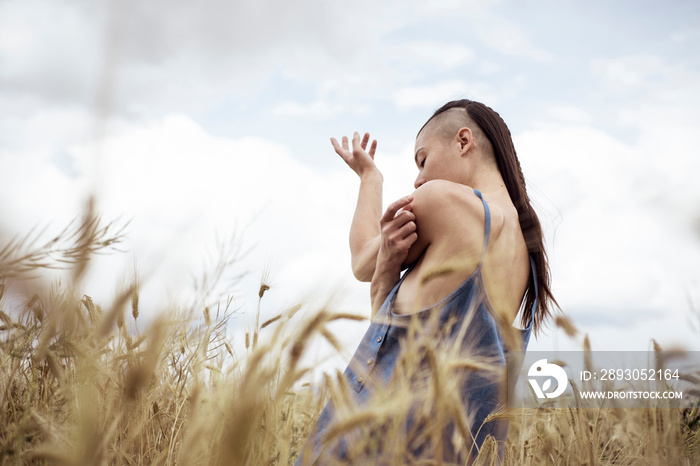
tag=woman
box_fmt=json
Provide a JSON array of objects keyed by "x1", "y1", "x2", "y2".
[{"x1": 295, "y1": 99, "x2": 557, "y2": 465}]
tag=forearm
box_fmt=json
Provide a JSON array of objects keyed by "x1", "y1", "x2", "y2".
[
  {"x1": 349, "y1": 169, "x2": 383, "y2": 281},
  {"x1": 370, "y1": 260, "x2": 401, "y2": 318}
]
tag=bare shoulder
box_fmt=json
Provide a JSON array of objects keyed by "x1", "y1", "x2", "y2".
[
  {"x1": 411, "y1": 180, "x2": 505, "y2": 234},
  {"x1": 403, "y1": 180, "x2": 505, "y2": 266}
]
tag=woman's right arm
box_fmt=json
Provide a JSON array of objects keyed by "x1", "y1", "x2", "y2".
[
  {"x1": 348, "y1": 171, "x2": 383, "y2": 281},
  {"x1": 331, "y1": 132, "x2": 383, "y2": 282}
]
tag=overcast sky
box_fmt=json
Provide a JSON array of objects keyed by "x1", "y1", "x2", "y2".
[{"x1": 2, "y1": 0, "x2": 699, "y2": 370}]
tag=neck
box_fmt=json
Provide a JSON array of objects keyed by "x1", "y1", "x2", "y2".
[{"x1": 466, "y1": 165, "x2": 509, "y2": 200}]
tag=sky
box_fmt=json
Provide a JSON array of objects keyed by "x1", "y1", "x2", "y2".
[{"x1": 1, "y1": 0, "x2": 700, "y2": 374}]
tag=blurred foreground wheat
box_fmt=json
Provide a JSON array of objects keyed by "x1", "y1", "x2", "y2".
[{"x1": 1, "y1": 215, "x2": 699, "y2": 465}]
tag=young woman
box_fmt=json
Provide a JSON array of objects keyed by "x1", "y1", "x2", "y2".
[{"x1": 296, "y1": 99, "x2": 557, "y2": 465}]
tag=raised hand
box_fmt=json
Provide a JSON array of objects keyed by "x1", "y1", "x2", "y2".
[{"x1": 330, "y1": 131, "x2": 379, "y2": 178}]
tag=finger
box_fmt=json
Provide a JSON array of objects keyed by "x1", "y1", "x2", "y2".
[
  {"x1": 396, "y1": 231, "x2": 418, "y2": 248},
  {"x1": 382, "y1": 220, "x2": 418, "y2": 244},
  {"x1": 330, "y1": 137, "x2": 342, "y2": 153},
  {"x1": 368, "y1": 139, "x2": 377, "y2": 159},
  {"x1": 382, "y1": 197, "x2": 412, "y2": 223},
  {"x1": 351, "y1": 131, "x2": 361, "y2": 153},
  {"x1": 386, "y1": 217, "x2": 415, "y2": 241},
  {"x1": 331, "y1": 137, "x2": 351, "y2": 162},
  {"x1": 405, "y1": 232, "x2": 418, "y2": 245},
  {"x1": 383, "y1": 214, "x2": 414, "y2": 239},
  {"x1": 392, "y1": 231, "x2": 418, "y2": 255},
  {"x1": 342, "y1": 136, "x2": 349, "y2": 151},
  {"x1": 396, "y1": 221, "x2": 416, "y2": 238},
  {"x1": 360, "y1": 132, "x2": 370, "y2": 150},
  {"x1": 393, "y1": 210, "x2": 415, "y2": 225},
  {"x1": 381, "y1": 195, "x2": 414, "y2": 223}
]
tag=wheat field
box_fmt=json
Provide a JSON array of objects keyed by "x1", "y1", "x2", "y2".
[{"x1": 1, "y1": 214, "x2": 699, "y2": 465}]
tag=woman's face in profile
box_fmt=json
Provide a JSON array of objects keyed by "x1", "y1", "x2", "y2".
[{"x1": 413, "y1": 126, "x2": 461, "y2": 189}]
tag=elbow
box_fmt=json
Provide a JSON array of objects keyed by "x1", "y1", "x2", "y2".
[
  {"x1": 350, "y1": 237, "x2": 380, "y2": 282},
  {"x1": 352, "y1": 260, "x2": 374, "y2": 282}
]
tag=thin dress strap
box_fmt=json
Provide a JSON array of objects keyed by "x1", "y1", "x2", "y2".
[{"x1": 472, "y1": 189, "x2": 491, "y2": 269}]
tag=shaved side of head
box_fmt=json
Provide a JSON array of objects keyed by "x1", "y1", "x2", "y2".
[{"x1": 419, "y1": 107, "x2": 495, "y2": 163}]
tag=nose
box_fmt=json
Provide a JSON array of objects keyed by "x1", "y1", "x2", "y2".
[{"x1": 414, "y1": 175, "x2": 424, "y2": 190}]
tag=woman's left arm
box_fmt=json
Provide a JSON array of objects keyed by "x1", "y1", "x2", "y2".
[{"x1": 370, "y1": 197, "x2": 418, "y2": 317}]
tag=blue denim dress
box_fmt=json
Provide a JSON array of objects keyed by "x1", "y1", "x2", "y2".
[{"x1": 295, "y1": 189, "x2": 536, "y2": 465}]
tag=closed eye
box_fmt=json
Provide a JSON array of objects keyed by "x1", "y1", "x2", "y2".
[{"x1": 414, "y1": 147, "x2": 425, "y2": 169}]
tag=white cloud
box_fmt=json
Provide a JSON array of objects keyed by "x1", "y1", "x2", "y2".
[
  {"x1": 0, "y1": 0, "x2": 103, "y2": 105},
  {"x1": 0, "y1": 0, "x2": 387, "y2": 118},
  {"x1": 0, "y1": 0, "x2": 541, "y2": 124},
  {"x1": 271, "y1": 100, "x2": 369, "y2": 118},
  {"x1": 386, "y1": 41, "x2": 475, "y2": 72},
  {"x1": 393, "y1": 79, "x2": 501, "y2": 110},
  {"x1": 515, "y1": 119, "x2": 700, "y2": 349},
  {"x1": 546, "y1": 105, "x2": 593, "y2": 124},
  {"x1": 393, "y1": 80, "x2": 470, "y2": 109},
  {"x1": 2, "y1": 0, "x2": 699, "y2": 360},
  {"x1": 591, "y1": 55, "x2": 666, "y2": 92},
  {"x1": 670, "y1": 28, "x2": 700, "y2": 44},
  {"x1": 471, "y1": 16, "x2": 552, "y2": 63},
  {"x1": 0, "y1": 111, "x2": 369, "y2": 320}
]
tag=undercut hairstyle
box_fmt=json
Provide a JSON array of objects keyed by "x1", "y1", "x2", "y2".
[
  {"x1": 420, "y1": 108, "x2": 495, "y2": 162},
  {"x1": 420, "y1": 99, "x2": 558, "y2": 334}
]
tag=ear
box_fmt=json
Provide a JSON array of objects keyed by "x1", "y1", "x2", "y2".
[{"x1": 456, "y1": 127, "x2": 473, "y2": 155}]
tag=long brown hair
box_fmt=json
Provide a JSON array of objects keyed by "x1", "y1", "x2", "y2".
[{"x1": 422, "y1": 99, "x2": 557, "y2": 333}]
